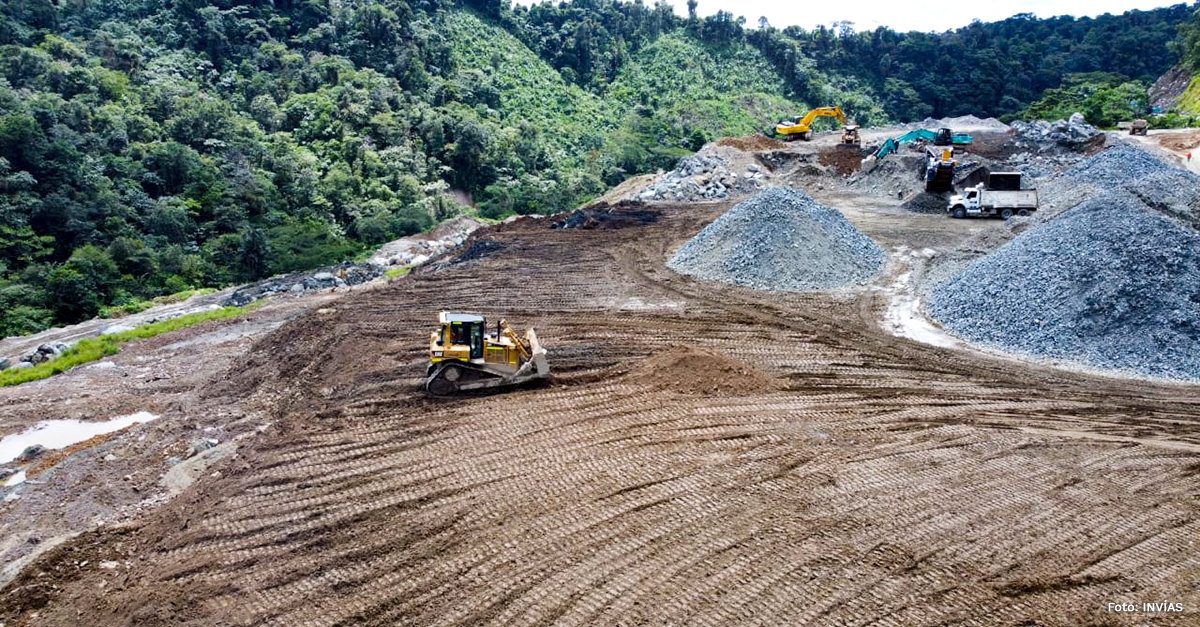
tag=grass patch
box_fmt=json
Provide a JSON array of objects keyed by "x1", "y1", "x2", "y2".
[
  {"x1": 100, "y1": 288, "x2": 219, "y2": 319},
  {"x1": 385, "y1": 266, "x2": 412, "y2": 280},
  {"x1": 0, "y1": 304, "x2": 254, "y2": 387}
]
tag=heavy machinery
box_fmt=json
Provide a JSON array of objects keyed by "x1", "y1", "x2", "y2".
[
  {"x1": 423, "y1": 312, "x2": 549, "y2": 396},
  {"x1": 860, "y1": 128, "x2": 973, "y2": 171},
  {"x1": 840, "y1": 125, "x2": 861, "y2": 148},
  {"x1": 924, "y1": 146, "x2": 958, "y2": 193},
  {"x1": 775, "y1": 106, "x2": 853, "y2": 141},
  {"x1": 948, "y1": 172, "x2": 1038, "y2": 219},
  {"x1": 1130, "y1": 119, "x2": 1149, "y2": 135}
]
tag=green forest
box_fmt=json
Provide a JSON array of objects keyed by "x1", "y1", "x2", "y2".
[{"x1": 0, "y1": 0, "x2": 1194, "y2": 336}]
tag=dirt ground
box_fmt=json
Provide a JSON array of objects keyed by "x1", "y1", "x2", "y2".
[
  {"x1": 1127, "y1": 127, "x2": 1200, "y2": 175},
  {"x1": 1, "y1": 132, "x2": 1199, "y2": 626}
]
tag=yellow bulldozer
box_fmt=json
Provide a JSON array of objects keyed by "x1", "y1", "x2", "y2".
[
  {"x1": 423, "y1": 312, "x2": 549, "y2": 396},
  {"x1": 775, "y1": 106, "x2": 857, "y2": 143}
]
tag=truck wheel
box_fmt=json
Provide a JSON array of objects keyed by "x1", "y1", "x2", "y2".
[
  {"x1": 953, "y1": 207, "x2": 966, "y2": 219},
  {"x1": 1018, "y1": 209, "x2": 1031, "y2": 217},
  {"x1": 1000, "y1": 208, "x2": 1014, "y2": 220}
]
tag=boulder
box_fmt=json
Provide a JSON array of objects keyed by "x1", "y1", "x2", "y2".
[
  {"x1": 17, "y1": 445, "x2": 46, "y2": 463},
  {"x1": 0, "y1": 359, "x2": 9, "y2": 371},
  {"x1": 100, "y1": 324, "x2": 136, "y2": 336}
]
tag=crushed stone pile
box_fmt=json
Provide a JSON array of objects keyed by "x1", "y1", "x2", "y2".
[
  {"x1": 638, "y1": 153, "x2": 766, "y2": 202},
  {"x1": 1037, "y1": 144, "x2": 1178, "y2": 219},
  {"x1": 1010, "y1": 112, "x2": 1101, "y2": 147},
  {"x1": 1057, "y1": 143, "x2": 1170, "y2": 185},
  {"x1": 668, "y1": 187, "x2": 885, "y2": 291},
  {"x1": 930, "y1": 193, "x2": 1200, "y2": 381},
  {"x1": 908, "y1": 115, "x2": 1012, "y2": 132}
]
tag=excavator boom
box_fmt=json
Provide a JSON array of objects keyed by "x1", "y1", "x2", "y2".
[
  {"x1": 775, "y1": 106, "x2": 850, "y2": 141},
  {"x1": 861, "y1": 128, "x2": 973, "y2": 172}
]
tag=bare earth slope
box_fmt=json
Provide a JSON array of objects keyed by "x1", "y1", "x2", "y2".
[{"x1": 2, "y1": 201, "x2": 1197, "y2": 626}]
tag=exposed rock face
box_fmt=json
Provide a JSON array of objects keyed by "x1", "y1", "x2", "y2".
[{"x1": 1150, "y1": 64, "x2": 1191, "y2": 112}]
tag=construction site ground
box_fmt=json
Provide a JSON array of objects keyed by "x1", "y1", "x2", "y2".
[{"x1": 1, "y1": 126, "x2": 1199, "y2": 626}]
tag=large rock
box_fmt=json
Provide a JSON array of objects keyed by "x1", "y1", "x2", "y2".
[{"x1": 17, "y1": 445, "x2": 46, "y2": 463}]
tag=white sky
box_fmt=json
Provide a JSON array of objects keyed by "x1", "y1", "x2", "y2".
[{"x1": 511, "y1": 0, "x2": 1193, "y2": 34}]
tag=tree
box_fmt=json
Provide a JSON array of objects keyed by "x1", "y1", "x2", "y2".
[{"x1": 239, "y1": 228, "x2": 270, "y2": 281}]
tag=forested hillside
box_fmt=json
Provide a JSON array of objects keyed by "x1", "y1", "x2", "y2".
[{"x1": 0, "y1": 0, "x2": 1191, "y2": 336}]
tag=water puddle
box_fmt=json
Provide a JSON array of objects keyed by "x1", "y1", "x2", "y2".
[
  {"x1": 881, "y1": 248, "x2": 963, "y2": 349},
  {"x1": 0, "y1": 412, "x2": 161, "y2": 470}
]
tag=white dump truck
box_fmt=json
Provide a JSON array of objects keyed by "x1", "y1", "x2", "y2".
[{"x1": 947, "y1": 172, "x2": 1038, "y2": 219}]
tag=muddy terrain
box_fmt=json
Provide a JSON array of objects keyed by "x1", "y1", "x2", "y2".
[{"x1": 1, "y1": 122, "x2": 1198, "y2": 626}]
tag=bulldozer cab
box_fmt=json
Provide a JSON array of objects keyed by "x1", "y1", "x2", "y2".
[{"x1": 438, "y1": 312, "x2": 485, "y2": 359}]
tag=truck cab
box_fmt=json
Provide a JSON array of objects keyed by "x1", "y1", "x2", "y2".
[{"x1": 948, "y1": 185, "x2": 985, "y2": 215}]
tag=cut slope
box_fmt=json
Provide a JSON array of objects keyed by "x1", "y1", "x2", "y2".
[
  {"x1": 668, "y1": 187, "x2": 885, "y2": 291},
  {"x1": 930, "y1": 194, "x2": 1200, "y2": 380}
]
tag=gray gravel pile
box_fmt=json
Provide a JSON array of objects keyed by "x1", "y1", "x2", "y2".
[
  {"x1": 1060, "y1": 143, "x2": 1170, "y2": 185},
  {"x1": 668, "y1": 187, "x2": 885, "y2": 291},
  {"x1": 638, "y1": 154, "x2": 766, "y2": 202},
  {"x1": 1035, "y1": 144, "x2": 1182, "y2": 220},
  {"x1": 930, "y1": 193, "x2": 1200, "y2": 380}
]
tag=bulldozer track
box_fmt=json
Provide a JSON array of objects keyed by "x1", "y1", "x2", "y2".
[{"x1": 5, "y1": 204, "x2": 1199, "y2": 626}]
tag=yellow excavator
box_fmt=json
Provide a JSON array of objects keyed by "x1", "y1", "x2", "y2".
[
  {"x1": 424, "y1": 312, "x2": 549, "y2": 396},
  {"x1": 775, "y1": 106, "x2": 855, "y2": 142}
]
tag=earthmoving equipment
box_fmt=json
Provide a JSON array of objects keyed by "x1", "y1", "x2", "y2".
[
  {"x1": 424, "y1": 312, "x2": 549, "y2": 396},
  {"x1": 861, "y1": 128, "x2": 973, "y2": 171},
  {"x1": 948, "y1": 173, "x2": 1038, "y2": 219},
  {"x1": 923, "y1": 147, "x2": 958, "y2": 193},
  {"x1": 840, "y1": 125, "x2": 862, "y2": 149},
  {"x1": 1129, "y1": 119, "x2": 1149, "y2": 135},
  {"x1": 775, "y1": 106, "x2": 852, "y2": 141}
]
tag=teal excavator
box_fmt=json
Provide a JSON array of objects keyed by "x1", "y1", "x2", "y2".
[{"x1": 860, "y1": 128, "x2": 972, "y2": 172}]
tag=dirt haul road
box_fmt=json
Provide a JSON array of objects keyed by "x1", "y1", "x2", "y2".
[{"x1": 2, "y1": 201, "x2": 1200, "y2": 626}]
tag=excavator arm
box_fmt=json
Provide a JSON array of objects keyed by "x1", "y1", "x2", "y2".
[
  {"x1": 861, "y1": 128, "x2": 974, "y2": 172},
  {"x1": 776, "y1": 106, "x2": 849, "y2": 140}
]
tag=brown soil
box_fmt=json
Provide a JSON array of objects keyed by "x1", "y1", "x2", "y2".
[
  {"x1": 25, "y1": 430, "x2": 128, "y2": 479},
  {"x1": 1, "y1": 193, "x2": 1199, "y2": 626},
  {"x1": 625, "y1": 347, "x2": 780, "y2": 395},
  {"x1": 818, "y1": 147, "x2": 865, "y2": 176},
  {"x1": 1156, "y1": 129, "x2": 1200, "y2": 153},
  {"x1": 713, "y1": 134, "x2": 787, "y2": 152}
]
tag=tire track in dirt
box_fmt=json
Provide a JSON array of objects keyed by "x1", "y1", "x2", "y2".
[{"x1": 4, "y1": 204, "x2": 1199, "y2": 626}]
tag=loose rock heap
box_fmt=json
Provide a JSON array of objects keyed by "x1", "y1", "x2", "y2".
[
  {"x1": 1010, "y1": 112, "x2": 1101, "y2": 147},
  {"x1": 223, "y1": 262, "x2": 384, "y2": 307},
  {"x1": 668, "y1": 187, "x2": 885, "y2": 291},
  {"x1": 639, "y1": 154, "x2": 766, "y2": 202}
]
